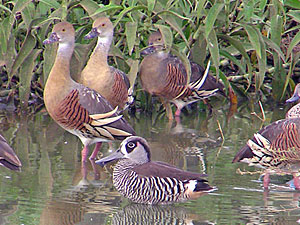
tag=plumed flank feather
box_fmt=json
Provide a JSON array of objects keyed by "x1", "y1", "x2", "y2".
[
  {"x1": 91, "y1": 115, "x2": 123, "y2": 126},
  {"x1": 89, "y1": 107, "x2": 119, "y2": 120},
  {"x1": 103, "y1": 126, "x2": 133, "y2": 137}
]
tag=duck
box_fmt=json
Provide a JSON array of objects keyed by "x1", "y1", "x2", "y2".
[
  {"x1": 139, "y1": 31, "x2": 225, "y2": 120},
  {"x1": 233, "y1": 83, "x2": 300, "y2": 189},
  {"x1": 80, "y1": 17, "x2": 131, "y2": 110},
  {"x1": 43, "y1": 21, "x2": 135, "y2": 162},
  {"x1": 96, "y1": 136, "x2": 215, "y2": 204},
  {"x1": 0, "y1": 134, "x2": 22, "y2": 171}
]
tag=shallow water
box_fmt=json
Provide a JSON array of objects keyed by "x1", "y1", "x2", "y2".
[{"x1": 1, "y1": 101, "x2": 300, "y2": 225}]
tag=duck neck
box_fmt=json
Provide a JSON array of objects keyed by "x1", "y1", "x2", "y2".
[
  {"x1": 286, "y1": 102, "x2": 300, "y2": 119},
  {"x1": 90, "y1": 36, "x2": 112, "y2": 65},
  {"x1": 44, "y1": 41, "x2": 76, "y2": 112},
  {"x1": 81, "y1": 35, "x2": 114, "y2": 88}
]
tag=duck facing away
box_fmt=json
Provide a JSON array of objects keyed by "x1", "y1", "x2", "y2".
[
  {"x1": 43, "y1": 22, "x2": 135, "y2": 162},
  {"x1": 81, "y1": 17, "x2": 131, "y2": 110},
  {"x1": 0, "y1": 134, "x2": 22, "y2": 171},
  {"x1": 233, "y1": 83, "x2": 300, "y2": 189},
  {"x1": 139, "y1": 31, "x2": 225, "y2": 120},
  {"x1": 96, "y1": 136, "x2": 215, "y2": 204}
]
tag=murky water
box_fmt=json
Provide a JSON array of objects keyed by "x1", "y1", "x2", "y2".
[{"x1": 1, "y1": 100, "x2": 300, "y2": 225}]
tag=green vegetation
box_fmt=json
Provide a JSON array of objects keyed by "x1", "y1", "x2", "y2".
[{"x1": 0, "y1": 0, "x2": 300, "y2": 115}]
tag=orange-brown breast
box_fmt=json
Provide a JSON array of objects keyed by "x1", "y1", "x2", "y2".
[
  {"x1": 107, "y1": 71, "x2": 129, "y2": 108},
  {"x1": 52, "y1": 89, "x2": 91, "y2": 132}
]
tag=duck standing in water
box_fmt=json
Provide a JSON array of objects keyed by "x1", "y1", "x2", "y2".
[
  {"x1": 43, "y1": 22, "x2": 135, "y2": 163},
  {"x1": 233, "y1": 83, "x2": 300, "y2": 189},
  {"x1": 96, "y1": 136, "x2": 215, "y2": 204},
  {"x1": 139, "y1": 31, "x2": 225, "y2": 120}
]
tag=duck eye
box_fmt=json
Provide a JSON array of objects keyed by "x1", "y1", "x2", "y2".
[
  {"x1": 62, "y1": 28, "x2": 66, "y2": 32},
  {"x1": 101, "y1": 23, "x2": 105, "y2": 27},
  {"x1": 157, "y1": 38, "x2": 161, "y2": 41},
  {"x1": 127, "y1": 142, "x2": 136, "y2": 149}
]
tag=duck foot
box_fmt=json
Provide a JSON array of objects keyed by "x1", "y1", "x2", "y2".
[{"x1": 293, "y1": 173, "x2": 300, "y2": 190}]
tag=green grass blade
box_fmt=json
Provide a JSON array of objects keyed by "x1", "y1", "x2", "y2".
[
  {"x1": 286, "y1": 31, "x2": 300, "y2": 59},
  {"x1": 206, "y1": 28, "x2": 219, "y2": 78},
  {"x1": 9, "y1": 33, "x2": 36, "y2": 79},
  {"x1": 205, "y1": 3, "x2": 224, "y2": 38},
  {"x1": 125, "y1": 22, "x2": 138, "y2": 55},
  {"x1": 0, "y1": 4, "x2": 12, "y2": 13},
  {"x1": 19, "y1": 49, "x2": 42, "y2": 111},
  {"x1": 79, "y1": 0, "x2": 100, "y2": 19},
  {"x1": 242, "y1": 24, "x2": 262, "y2": 59},
  {"x1": 219, "y1": 49, "x2": 246, "y2": 75}
]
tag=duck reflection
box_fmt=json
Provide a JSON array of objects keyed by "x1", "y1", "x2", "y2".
[
  {"x1": 78, "y1": 204, "x2": 213, "y2": 225},
  {"x1": 111, "y1": 204, "x2": 213, "y2": 225},
  {"x1": 235, "y1": 190, "x2": 300, "y2": 225},
  {"x1": 0, "y1": 200, "x2": 18, "y2": 225}
]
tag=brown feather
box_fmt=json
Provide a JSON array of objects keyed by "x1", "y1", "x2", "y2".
[{"x1": 133, "y1": 161, "x2": 207, "y2": 181}]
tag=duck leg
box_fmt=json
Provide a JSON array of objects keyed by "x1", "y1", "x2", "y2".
[
  {"x1": 174, "y1": 107, "x2": 182, "y2": 118},
  {"x1": 293, "y1": 173, "x2": 300, "y2": 190},
  {"x1": 263, "y1": 172, "x2": 270, "y2": 189},
  {"x1": 162, "y1": 100, "x2": 174, "y2": 120},
  {"x1": 81, "y1": 146, "x2": 89, "y2": 162},
  {"x1": 89, "y1": 142, "x2": 102, "y2": 161}
]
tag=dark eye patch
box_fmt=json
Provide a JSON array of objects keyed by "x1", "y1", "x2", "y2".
[{"x1": 126, "y1": 141, "x2": 137, "y2": 153}]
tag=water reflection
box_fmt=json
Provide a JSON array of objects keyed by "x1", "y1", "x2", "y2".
[
  {"x1": 109, "y1": 204, "x2": 213, "y2": 225},
  {"x1": 1, "y1": 102, "x2": 300, "y2": 224}
]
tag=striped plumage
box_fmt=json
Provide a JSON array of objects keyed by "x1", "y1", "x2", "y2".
[
  {"x1": 139, "y1": 31, "x2": 224, "y2": 120},
  {"x1": 0, "y1": 134, "x2": 22, "y2": 171},
  {"x1": 96, "y1": 136, "x2": 214, "y2": 204},
  {"x1": 111, "y1": 204, "x2": 202, "y2": 225},
  {"x1": 43, "y1": 22, "x2": 135, "y2": 162},
  {"x1": 233, "y1": 83, "x2": 300, "y2": 189},
  {"x1": 81, "y1": 17, "x2": 132, "y2": 110}
]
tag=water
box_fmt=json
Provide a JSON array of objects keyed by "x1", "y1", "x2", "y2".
[{"x1": 1, "y1": 101, "x2": 300, "y2": 225}]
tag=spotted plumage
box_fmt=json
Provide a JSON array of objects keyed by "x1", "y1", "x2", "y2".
[
  {"x1": 233, "y1": 83, "x2": 300, "y2": 189},
  {"x1": 43, "y1": 22, "x2": 135, "y2": 162},
  {"x1": 139, "y1": 31, "x2": 225, "y2": 120},
  {"x1": 96, "y1": 136, "x2": 214, "y2": 204},
  {"x1": 81, "y1": 17, "x2": 132, "y2": 110}
]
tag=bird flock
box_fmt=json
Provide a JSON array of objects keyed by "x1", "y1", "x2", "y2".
[{"x1": 1, "y1": 17, "x2": 300, "y2": 204}]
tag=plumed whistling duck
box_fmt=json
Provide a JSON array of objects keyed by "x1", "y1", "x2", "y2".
[
  {"x1": 43, "y1": 21, "x2": 135, "y2": 162},
  {"x1": 139, "y1": 31, "x2": 225, "y2": 120},
  {"x1": 81, "y1": 17, "x2": 132, "y2": 110},
  {"x1": 233, "y1": 83, "x2": 300, "y2": 189}
]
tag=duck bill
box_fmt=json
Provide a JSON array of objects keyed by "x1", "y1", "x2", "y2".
[
  {"x1": 43, "y1": 32, "x2": 59, "y2": 45},
  {"x1": 95, "y1": 149, "x2": 124, "y2": 167},
  {"x1": 286, "y1": 94, "x2": 300, "y2": 103},
  {"x1": 141, "y1": 46, "x2": 156, "y2": 56},
  {"x1": 84, "y1": 28, "x2": 98, "y2": 40}
]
